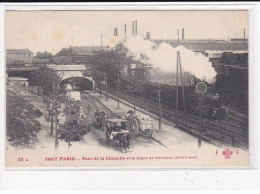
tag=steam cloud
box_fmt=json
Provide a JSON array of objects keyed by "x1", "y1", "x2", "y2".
[{"x1": 123, "y1": 37, "x2": 217, "y2": 84}]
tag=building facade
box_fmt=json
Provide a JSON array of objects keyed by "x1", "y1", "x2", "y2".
[{"x1": 6, "y1": 49, "x2": 34, "y2": 65}]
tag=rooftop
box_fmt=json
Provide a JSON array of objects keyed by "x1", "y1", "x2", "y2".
[
  {"x1": 6, "y1": 49, "x2": 33, "y2": 54},
  {"x1": 107, "y1": 119, "x2": 127, "y2": 122},
  {"x1": 72, "y1": 46, "x2": 110, "y2": 56},
  {"x1": 153, "y1": 40, "x2": 248, "y2": 52}
]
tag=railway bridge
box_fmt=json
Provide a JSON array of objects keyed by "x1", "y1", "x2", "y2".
[{"x1": 7, "y1": 64, "x2": 95, "y2": 91}]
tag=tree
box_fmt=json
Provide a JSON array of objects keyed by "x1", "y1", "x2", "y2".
[
  {"x1": 28, "y1": 66, "x2": 62, "y2": 136},
  {"x1": 56, "y1": 46, "x2": 73, "y2": 57},
  {"x1": 34, "y1": 51, "x2": 53, "y2": 63},
  {"x1": 58, "y1": 100, "x2": 89, "y2": 149},
  {"x1": 87, "y1": 46, "x2": 130, "y2": 86}
]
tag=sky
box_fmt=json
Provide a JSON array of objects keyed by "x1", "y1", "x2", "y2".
[{"x1": 5, "y1": 10, "x2": 248, "y2": 54}]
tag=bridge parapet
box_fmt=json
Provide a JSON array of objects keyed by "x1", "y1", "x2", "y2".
[{"x1": 47, "y1": 64, "x2": 86, "y2": 71}]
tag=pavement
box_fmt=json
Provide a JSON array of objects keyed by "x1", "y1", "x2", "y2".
[
  {"x1": 6, "y1": 86, "x2": 249, "y2": 167},
  {"x1": 84, "y1": 90, "x2": 218, "y2": 149}
]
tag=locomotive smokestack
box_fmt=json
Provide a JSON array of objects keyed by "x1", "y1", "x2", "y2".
[
  {"x1": 132, "y1": 21, "x2": 135, "y2": 37},
  {"x1": 182, "y1": 28, "x2": 184, "y2": 40}
]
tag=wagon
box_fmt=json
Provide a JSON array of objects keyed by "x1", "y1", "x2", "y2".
[
  {"x1": 104, "y1": 119, "x2": 131, "y2": 152},
  {"x1": 125, "y1": 110, "x2": 154, "y2": 137}
]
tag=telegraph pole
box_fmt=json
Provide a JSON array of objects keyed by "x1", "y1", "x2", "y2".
[
  {"x1": 175, "y1": 51, "x2": 179, "y2": 125},
  {"x1": 198, "y1": 94, "x2": 203, "y2": 148},
  {"x1": 117, "y1": 73, "x2": 120, "y2": 109},
  {"x1": 101, "y1": 34, "x2": 103, "y2": 51},
  {"x1": 54, "y1": 82, "x2": 58, "y2": 150},
  {"x1": 105, "y1": 73, "x2": 108, "y2": 101},
  {"x1": 158, "y1": 83, "x2": 162, "y2": 132},
  {"x1": 244, "y1": 28, "x2": 247, "y2": 49},
  {"x1": 132, "y1": 21, "x2": 135, "y2": 37},
  {"x1": 124, "y1": 24, "x2": 127, "y2": 42},
  {"x1": 196, "y1": 82, "x2": 207, "y2": 148},
  {"x1": 177, "y1": 29, "x2": 180, "y2": 46},
  {"x1": 179, "y1": 52, "x2": 187, "y2": 124}
]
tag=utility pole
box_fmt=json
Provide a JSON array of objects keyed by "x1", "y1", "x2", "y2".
[
  {"x1": 132, "y1": 21, "x2": 135, "y2": 38},
  {"x1": 179, "y1": 52, "x2": 187, "y2": 124},
  {"x1": 244, "y1": 28, "x2": 247, "y2": 49},
  {"x1": 198, "y1": 94, "x2": 204, "y2": 148},
  {"x1": 54, "y1": 82, "x2": 58, "y2": 150},
  {"x1": 124, "y1": 24, "x2": 127, "y2": 42},
  {"x1": 177, "y1": 29, "x2": 180, "y2": 46},
  {"x1": 158, "y1": 83, "x2": 162, "y2": 131},
  {"x1": 117, "y1": 73, "x2": 120, "y2": 109},
  {"x1": 105, "y1": 73, "x2": 108, "y2": 101},
  {"x1": 135, "y1": 20, "x2": 137, "y2": 37},
  {"x1": 196, "y1": 81, "x2": 207, "y2": 148},
  {"x1": 101, "y1": 34, "x2": 103, "y2": 51},
  {"x1": 175, "y1": 51, "x2": 179, "y2": 125}
]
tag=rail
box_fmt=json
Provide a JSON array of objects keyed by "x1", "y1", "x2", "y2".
[{"x1": 96, "y1": 85, "x2": 248, "y2": 148}]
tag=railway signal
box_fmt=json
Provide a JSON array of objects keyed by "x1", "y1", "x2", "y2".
[
  {"x1": 196, "y1": 81, "x2": 207, "y2": 148},
  {"x1": 196, "y1": 82, "x2": 207, "y2": 94}
]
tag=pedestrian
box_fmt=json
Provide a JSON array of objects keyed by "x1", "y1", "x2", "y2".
[{"x1": 87, "y1": 104, "x2": 91, "y2": 114}]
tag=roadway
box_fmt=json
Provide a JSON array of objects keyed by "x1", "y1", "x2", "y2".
[{"x1": 80, "y1": 92, "x2": 159, "y2": 153}]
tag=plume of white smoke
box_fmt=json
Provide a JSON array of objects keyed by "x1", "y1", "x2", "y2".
[{"x1": 123, "y1": 37, "x2": 217, "y2": 83}]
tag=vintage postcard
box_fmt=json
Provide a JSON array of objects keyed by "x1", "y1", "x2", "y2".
[{"x1": 5, "y1": 10, "x2": 249, "y2": 168}]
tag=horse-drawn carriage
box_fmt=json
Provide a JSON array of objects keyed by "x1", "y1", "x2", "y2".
[{"x1": 104, "y1": 119, "x2": 131, "y2": 152}]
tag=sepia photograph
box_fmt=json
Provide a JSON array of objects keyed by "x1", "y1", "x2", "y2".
[{"x1": 5, "y1": 10, "x2": 249, "y2": 168}]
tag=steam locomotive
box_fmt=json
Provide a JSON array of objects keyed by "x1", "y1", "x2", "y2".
[{"x1": 123, "y1": 80, "x2": 227, "y2": 120}]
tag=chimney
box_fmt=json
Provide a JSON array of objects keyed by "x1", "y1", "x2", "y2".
[
  {"x1": 146, "y1": 32, "x2": 150, "y2": 40},
  {"x1": 114, "y1": 28, "x2": 118, "y2": 36},
  {"x1": 124, "y1": 24, "x2": 127, "y2": 42},
  {"x1": 135, "y1": 20, "x2": 137, "y2": 36},
  {"x1": 132, "y1": 21, "x2": 135, "y2": 37},
  {"x1": 244, "y1": 28, "x2": 246, "y2": 42},
  {"x1": 182, "y1": 28, "x2": 184, "y2": 40}
]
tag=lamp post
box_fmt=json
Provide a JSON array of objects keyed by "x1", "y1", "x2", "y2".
[{"x1": 196, "y1": 82, "x2": 207, "y2": 148}]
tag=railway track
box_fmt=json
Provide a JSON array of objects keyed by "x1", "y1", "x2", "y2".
[
  {"x1": 95, "y1": 87, "x2": 248, "y2": 148},
  {"x1": 81, "y1": 91, "x2": 168, "y2": 148}
]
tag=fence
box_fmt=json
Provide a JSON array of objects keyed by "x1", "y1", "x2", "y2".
[
  {"x1": 27, "y1": 85, "x2": 43, "y2": 96},
  {"x1": 97, "y1": 84, "x2": 248, "y2": 148}
]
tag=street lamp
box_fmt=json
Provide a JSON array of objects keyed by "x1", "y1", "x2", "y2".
[{"x1": 196, "y1": 81, "x2": 207, "y2": 148}]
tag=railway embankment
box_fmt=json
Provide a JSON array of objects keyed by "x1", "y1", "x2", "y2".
[{"x1": 6, "y1": 88, "x2": 42, "y2": 148}]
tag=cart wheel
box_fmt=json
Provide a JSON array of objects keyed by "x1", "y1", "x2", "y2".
[
  {"x1": 106, "y1": 132, "x2": 110, "y2": 146},
  {"x1": 130, "y1": 119, "x2": 139, "y2": 137},
  {"x1": 145, "y1": 129, "x2": 153, "y2": 137}
]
